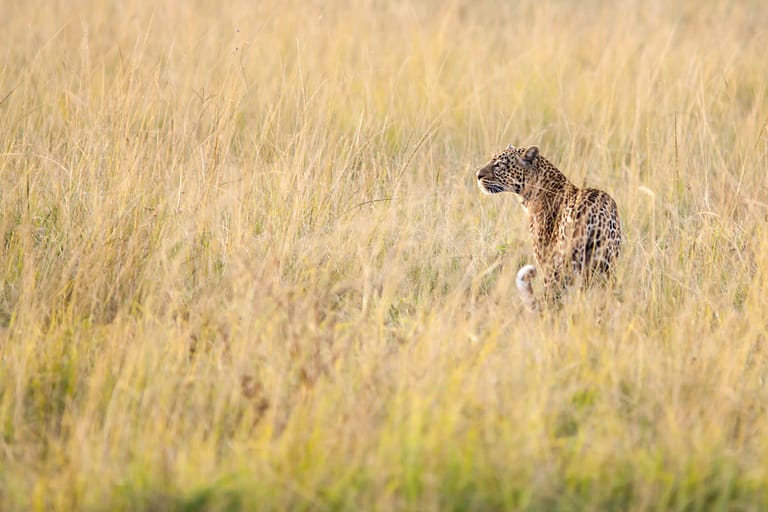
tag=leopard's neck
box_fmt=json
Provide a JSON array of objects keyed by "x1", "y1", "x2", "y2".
[{"x1": 520, "y1": 166, "x2": 577, "y2": 217}]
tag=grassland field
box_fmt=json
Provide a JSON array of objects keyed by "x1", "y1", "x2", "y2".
[{"x1": 2, "y1": 0, "x2": 768, "y2": 510}]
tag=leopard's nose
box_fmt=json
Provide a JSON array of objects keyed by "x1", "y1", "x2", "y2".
[{"x1": 476, "y1": 168, "x2": 488, "y2": 180}]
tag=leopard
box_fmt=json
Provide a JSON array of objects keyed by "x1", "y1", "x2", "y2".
[{"x1": 476, "y1": 144, "x2": 622, "y2": 311}]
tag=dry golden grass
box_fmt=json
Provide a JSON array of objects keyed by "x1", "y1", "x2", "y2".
[{"x1": 2, "y1": 0, "x2": 768, "y2": 509}]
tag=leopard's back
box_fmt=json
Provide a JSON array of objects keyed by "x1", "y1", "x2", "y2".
[{"x1": 561, "y1": 187, "x2": 622, "y2": 285}]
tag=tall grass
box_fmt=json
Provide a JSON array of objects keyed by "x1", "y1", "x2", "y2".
[{"x1": 2, "y1": 0, "x2": 768, "y2": 509}]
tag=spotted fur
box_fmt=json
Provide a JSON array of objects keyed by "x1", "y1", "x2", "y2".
[{"x1": 476, "y1": 144, "x2": 622, "y2": 310}]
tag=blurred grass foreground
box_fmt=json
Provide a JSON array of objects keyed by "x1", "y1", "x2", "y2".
[{"x1": 2, "y1": 0, "x2": 768, "y2": 509}]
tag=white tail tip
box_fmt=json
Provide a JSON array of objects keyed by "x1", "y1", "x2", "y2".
[{"x1": 516, "y1": 265, "x2": 537, "y2": 312}]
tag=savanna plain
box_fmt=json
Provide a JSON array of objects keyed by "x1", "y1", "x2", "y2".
[{"x1": 2, "y1": 0, "x2": 768, "y2": 510}]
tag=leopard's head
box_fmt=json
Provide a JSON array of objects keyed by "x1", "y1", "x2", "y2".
[{"x1": 476, "y1": 145, "x2": 540, "y2": 195}]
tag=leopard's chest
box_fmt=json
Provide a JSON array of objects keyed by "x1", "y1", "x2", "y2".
[
  {"x1": 556, "y1": 202, "x2": 578, "y2": 243},
  {"x1": 527, "y1": 201, "x2": 576, "y2": 268}
]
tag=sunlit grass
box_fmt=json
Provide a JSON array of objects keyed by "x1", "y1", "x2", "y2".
[{"x1": 1, "y1": 0, "x2": 768, "y2": 509}]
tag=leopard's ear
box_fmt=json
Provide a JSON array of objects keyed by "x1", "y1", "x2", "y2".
[
  {"x1": 522, "y1": 145, "x2": 539, "y2": 164},
  {"x1": 507, "y1": 144, "x2": 515, "y2": 150}
]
